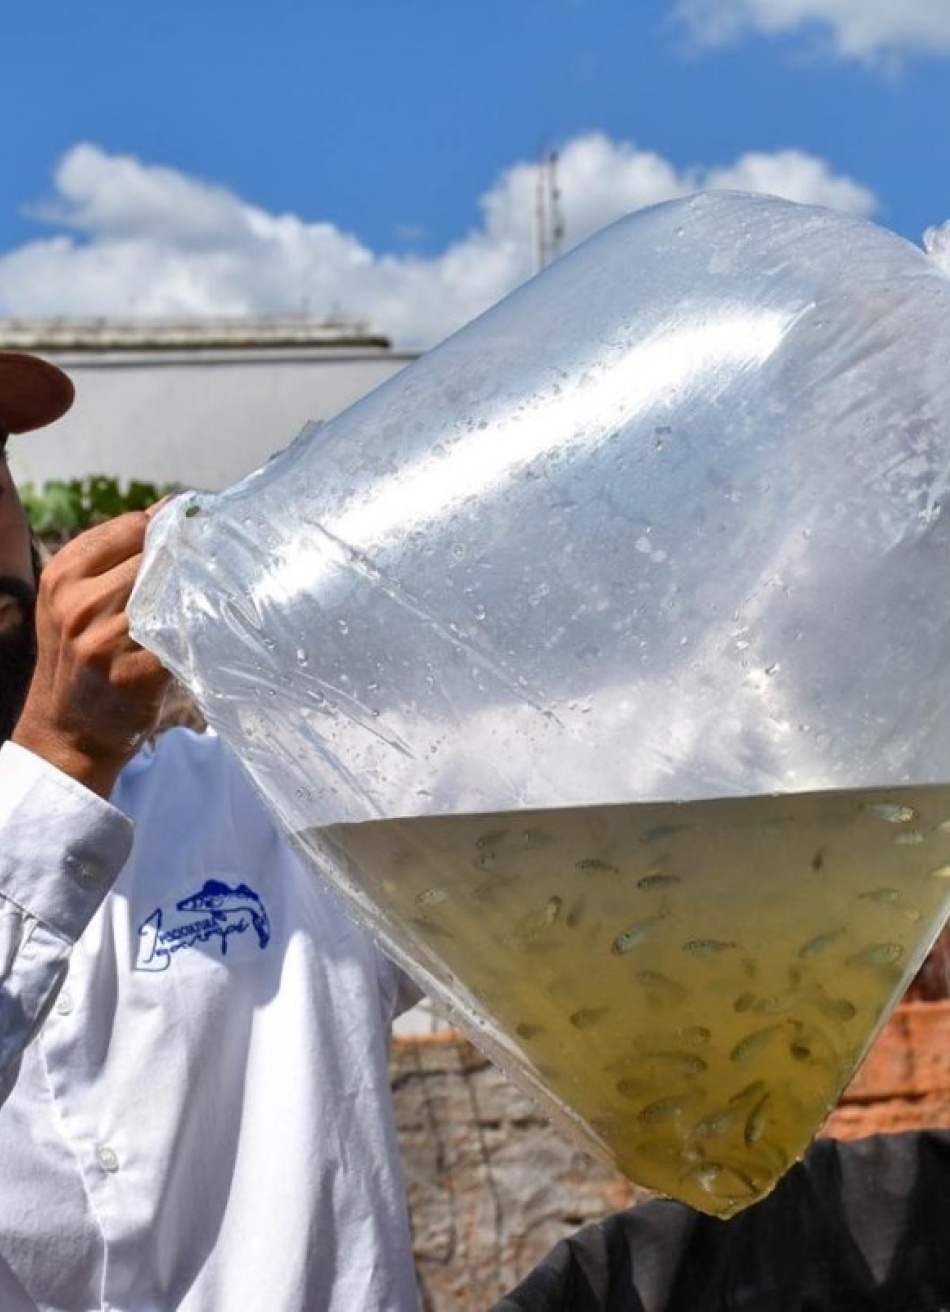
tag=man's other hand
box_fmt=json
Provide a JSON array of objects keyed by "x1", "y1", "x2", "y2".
[{"x1": 12, "y1": 510, "x2": 171, "y2": 798}]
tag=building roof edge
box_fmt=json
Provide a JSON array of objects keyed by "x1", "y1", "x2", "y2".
[{"x1": 0, "y1": 316, "x2": 392, "y2": 352}]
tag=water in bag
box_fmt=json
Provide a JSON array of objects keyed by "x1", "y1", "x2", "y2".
[
  {"x1": 129, "y1": 191, "x2": 950, "y2": 1215},
  {"x1": 312, "y1": 789, "x2": 950, "y2": 1216}
]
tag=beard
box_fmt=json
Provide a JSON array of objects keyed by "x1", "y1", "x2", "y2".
[{"x1": 0, "y1": 576, "x2": 37, "y2": 746}]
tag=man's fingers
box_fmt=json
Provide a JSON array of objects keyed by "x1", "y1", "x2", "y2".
[
  {"x1": 101, "y1": 552, "x2": 144, "y2": 611},
  {"x1": 14, "y1": 507, "x2": 172, "y2": 798},
  {"x1": 145, "y1": 495, "x2": 175, "y2": 519},
  {"x1": 40, "y1": 551, "x2": 145, "y2": 633},
  {"x1": 120, "y1": 643, "x2": 172, "y2": 692},
  {"x1": 69, "y1": 608, "x2": 151, "y2": 664},
  {"x1": 43, "y1": 512, "x2": 150, "y2": 582}
]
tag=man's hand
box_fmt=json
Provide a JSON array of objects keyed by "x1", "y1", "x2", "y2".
[{"x1": 12, "y1": 510, "x2": 171, "y2": 798}]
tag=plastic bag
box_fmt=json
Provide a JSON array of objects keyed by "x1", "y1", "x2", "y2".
[{"x1": 129, "y1": 191, "x2": 950, "y2": 1215}]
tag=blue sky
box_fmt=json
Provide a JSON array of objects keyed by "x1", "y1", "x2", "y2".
[{"x1": 2, "y1": 0, "x2": 950, "y2": 344}]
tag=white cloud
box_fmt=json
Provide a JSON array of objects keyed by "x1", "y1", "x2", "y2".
[
  {"x1": 675, "y1": 0, "x2": 950, "y2": 64},
  {"x1": 0, "y1": 137, "x2": 877, "y2": 348},
  {"x1": 705, "y1": 150, "x2": 876, "y2": 213}
]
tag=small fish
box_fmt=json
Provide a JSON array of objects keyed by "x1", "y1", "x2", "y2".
[
  {"x1": 515, "y1": 1021, "x2": 543, "y2": 1040},
  {"x1": 690, "y1": 1162, "x2": 758, "y2": 1200},
  {"x1": 811, "y1": 849, "x2": 825, "y2": 872},
  {"x1": 752, "y1": 992, "x2": 799, "y2": 1016},
  {"x1": 517, "y1": 896, "x2": 564, "y2": 942},
  {"x1": 611, "y1": 919, "x2": 661, "y2": 955},
  {"x1": 541, "y1": 896, "x2": 563, "y2": 927},
  {"x1": 693, "y1": 1163, "x2": 726, "y2": 1193},
  {"x1": 847, "y1": 942, "x2": 905, "y2": 969},
  {"x1": 636, "y1": 1094, "x2": 692, "y2": 1125},
  {"x1": 788, "y1": 1022, "x2": 832, "y2": 1065},
  {"x1": 729, "y1": 1080, "x2": 768, "y2": 1106},
  {"x1": 615, "y1": 1076, "x2": 653, "y2": 1101},
  {"x1": 577, "y1": 857, "x2": 620, "y2": 875},
  {"x1": 693, "y1": 1107, "x2": 741, "y2": 1140},
  {"x1": 810, "y1": 992, "x2": 857, "y2": 1023},
  {"x1": 635, "y1": 970, "x2": 686, "y2": 1002},
  {"x1": 703, "y1": 1170, "x2": 761, "y2": 1201},
  {"x1": 864, "y1": 802, "x2": 917, "y2": 824},
  {"x1": 637, "y1": 872, "x2": 681, "y2": 891},
  {"x1": 677, "y1": 1025, "x2": 712, "y2": 1047},
  {"x1": 415, "y1": 887, "x2": 449, "y2": 906},
  {"x1": 476, "y1": 829, "x2": 509, "y2": 850},
  {"x1": 683, "y1": 938, "x2": 739, "y2": 957},
  {"x1": 644, "y1": 1051, "x2": 707, "y2": 1078},
  {"x1": 569, "y1": 1006, "x2": 609, "y2": 1030},
  {"x1": 797, "y1": 927, "x2": 846, "y2": 960},
  {"x1": 744, "y1": 1093, "x2": 771, "y2": 1147},
  {"x1": 858, "y1": 887, "x2": 900, "y2": 905},
  {"x1": 730, "y1": 1025, "x2": 783, "y2": 1064}
]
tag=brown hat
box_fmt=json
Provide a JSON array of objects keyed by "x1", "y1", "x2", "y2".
[{"x1": 0, "y1": 351, "x2": 74, "y2": 436}]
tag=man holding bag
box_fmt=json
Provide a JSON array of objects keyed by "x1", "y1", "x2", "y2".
[{"x1": 0, "y1": 351, "x2": 420, "y2": 1312}]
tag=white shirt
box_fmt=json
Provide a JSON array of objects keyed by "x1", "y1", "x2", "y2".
[{"x1": 0, "y1": 732, "x2": 420, "y2": 1312}]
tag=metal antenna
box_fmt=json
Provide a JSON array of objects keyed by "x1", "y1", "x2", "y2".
[
  {"x1": 535, "y1": 153, "x2": 549, "y2": 273},
  {"x1": 549, "y1": 149, "x2": 564, "y2": 263},
  {"x1": 535, "y1": 148, "x2": 565, "y2": 272}
]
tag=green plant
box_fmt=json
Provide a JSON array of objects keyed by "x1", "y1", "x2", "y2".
[{"x1": 20, "y1": 476, "x2": 178, "y2": 541}]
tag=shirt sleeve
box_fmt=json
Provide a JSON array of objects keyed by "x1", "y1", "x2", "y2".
[
  {"x1": 374, "y1": 946, "x2": 425, "y2": 1024},
  {"x1": 0, "y1": 742, "x2": 134, "y2": 1097}
]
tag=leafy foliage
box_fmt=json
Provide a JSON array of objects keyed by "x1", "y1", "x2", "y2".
[{"x1": 20, "y1": 476, "x2": 178, "y2": 542}]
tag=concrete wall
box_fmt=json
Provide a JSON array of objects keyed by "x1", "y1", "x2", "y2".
[{"x1": 9, "y1": 346, "x2": 416, "y2": 492}]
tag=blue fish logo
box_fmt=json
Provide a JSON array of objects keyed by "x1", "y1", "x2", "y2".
[{"x1": 137, "y1": 879, "x2": 271, "y2": 972}]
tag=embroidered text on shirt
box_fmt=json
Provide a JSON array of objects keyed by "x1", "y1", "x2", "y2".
[{"x1": 136, "y1": 879, "x2": 271, "y2": 972}]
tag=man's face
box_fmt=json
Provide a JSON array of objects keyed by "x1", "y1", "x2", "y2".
[{"x1": 0, "y1": 439, "x2": 38, "y2": 744}]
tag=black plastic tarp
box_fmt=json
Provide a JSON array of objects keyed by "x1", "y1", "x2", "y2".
[{"x1": 493, "y1": 1129, "x2": 950, "y2": 1312}]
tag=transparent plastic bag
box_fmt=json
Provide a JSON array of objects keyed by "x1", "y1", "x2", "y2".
[{"x1": 129, "y1": 191, "x2": 950, "y2": 1215}]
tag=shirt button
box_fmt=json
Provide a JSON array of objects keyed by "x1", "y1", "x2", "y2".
[
  {"x1": 54, "y1": 990, "x2": 74, "y2": 1016},
  {"x1": 66, "y1": 855, "x2": 103, "y2": 890},
  {"x1": 97, "y1": 1146, "x2": 120, "y2": 1173}
]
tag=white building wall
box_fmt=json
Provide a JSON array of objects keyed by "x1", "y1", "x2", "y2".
[{"x1": 9, "y1": 346, "x2": 416, "y2": 493}]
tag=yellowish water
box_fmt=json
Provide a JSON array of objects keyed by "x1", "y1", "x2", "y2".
[{"x1": 313, "y1": 786, "x2": 950, "y2": 1217}]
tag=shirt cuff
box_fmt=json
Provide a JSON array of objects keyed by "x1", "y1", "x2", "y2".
[{"x1": 0, "y1": 742, "x2": 133, "y2": 943}]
